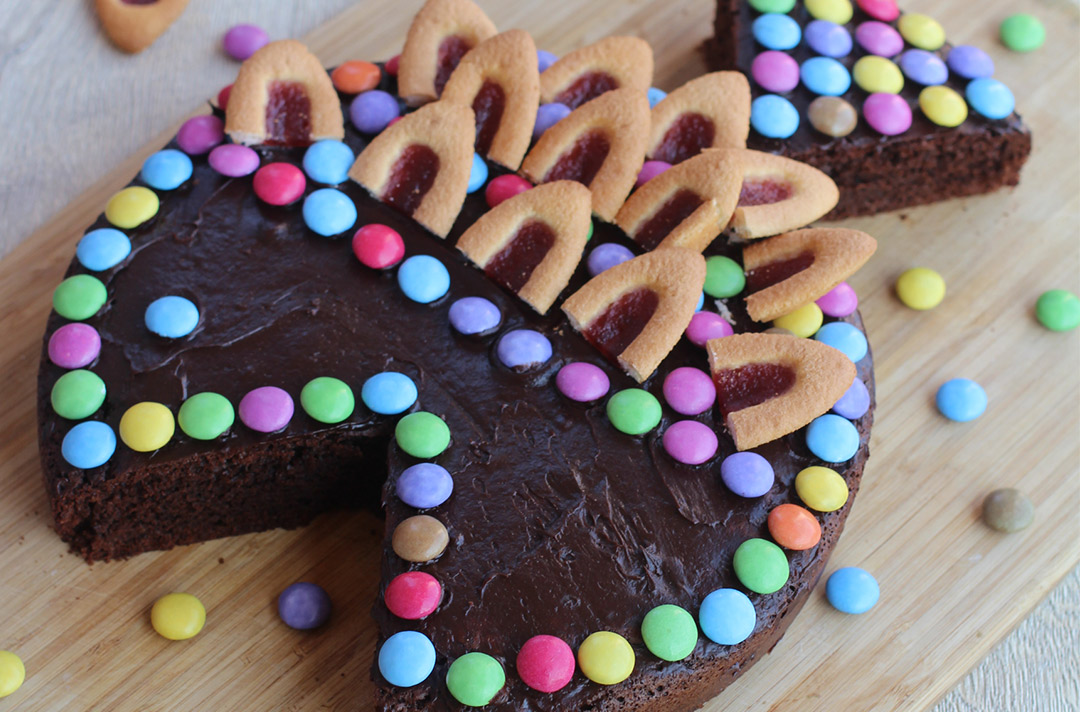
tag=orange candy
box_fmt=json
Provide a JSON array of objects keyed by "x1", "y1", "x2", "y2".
[
  {"x1": 332, "y1": 61, "x2": 382, "y2": 94},
  {"x1": 767, "y1": 503, "x2": 822, "y2": 550}
]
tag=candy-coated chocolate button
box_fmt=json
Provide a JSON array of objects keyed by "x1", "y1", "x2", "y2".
[
  {"x1": 517, "y1": 635, "x2": 575, "y2": 693},
  {"x1": 982, "y1": 488, "x2": 1035, "y2": 533},
  {"x1": 805, "y1": 0, "x2": 852, "y2": 24},
  {"x1": 800, "y1": 56, "x2": 851, "y2": 96},
  {"x1": 362, "y1": 372, "x2": 417, "y2": 415},
  {"x1": 278, "y1": 582, "x2": 332, "y2": 629},
  {"x1": 176, "y1": 115, "x2": 224, "y2": 155},
  {"x1": 238, "y1": 386, "x2": 294, "y2": 433},
  {"x1": 704, "y1": 255, "x2": 745, "y2": 298},
  {"x1": 721, "y1": 451, "x2": 775, "y2": 497},
  {"x1": 685, "y1": 311, "x2": 733, "y2": 347},
  {"x1": 331, "y1": 60, "x2": 381, "y2": 94},
  {"x1": 77, "y1": 228, "x2": 131, "y2": 272},
  {"x1": 936, "y1": 378, "x2": 987, "y2": 422},
  {"x1": 385, "y1": 55, "x2": 400, "y2": 75},
  {"x1": 106, "y1": 186, "x2": 159, "y2": 229},
  {"x1": 120, "y1": 402, "x2": 174, "y2": 452},
  {"x1": 646, "y1": 86, "x2": 667, "y2": 108},
  {"x1": 805, "y1": 413, "x2": 860, "y2": 462},
  {"x1": 151, "y1": 592, "x2": 206, "y2": 640},
  {"x1": 61, "y1": 421, "x2": 116, "y2": 469},
  {"x1": 899, "y1": 49, "x2": 948, "y2": 86},
  {"x1": 966, "y1": 78, "x2": 1015, "y2": 120},
  {"x1": 303, "y1": 188, "x2": 357, "y2": 236},
  {"x1": 485, "y1": 174, "x2": 532, "y2": 208},
  {"x1": 578, "y1": 631, "x2": 634, "y2": 685},
  {"x1": 48, "y1": 323, "x2": 101, "y2": 369},
  {"x1": 385, "y1": 571, "x2": 442, "y2": 620},
  {"x1": 397, "y1": 255, "x2": 450, "y2": 303},
  {"x1": 796, "y1": 465, "x2": 849, "y2": 511},
  {"x1": 826, "y1": 567, "x2": 879, "y2": 614},
  {"x1": 0, "y1": 650, "x2": 24, "y2": 699},
  {"x1": 534, "y1": 102, "x2": 572, "y2": 140},
  {"x1": 641, "y1": 604, "x2": 697, "y2": 662},
  {"x1": 947, "y1": 45, "x2": 993, "y2": 79},
  {"x1": 832, "y1": 377, "x2": 870, "y2": 420},
  {"x1": 699, "y1": 588, "x2": 756, "y2": 645},
  {"x1": 392, "y1": 514, "x2": 449, "y2": 562},
  {"x1": 588, "y1": 243, "x2": 635, "y2": 276},
  {"x1": 662, "y1": 420, "x2": 718, "y2": 465},
  {"x1": 350, "y1": 90, "x2": 400, "y2": 133},
  {"x1": 208, "y1": 144, "x2": 260, "y2": 177},
  {"x1": 898, "y1": 13, "x2": 945, "y2": 50},
  {"x1": 303, "y1": 140, "x2": 355, "y2": 185},
  {"x1": 352, "y1": 224, "x2": 405, "y2": 269},
  {"x1": 1035, "y1": 289, "x2": 1080, "y2": 331},
  {"x1": 178, "y1": 392, "x2": 234, "y2": 440},
  {"x1": 804, "y1": 20, "x2": 852, "y2": 58},
  {"x1": 919, "y1": 85, "x2": 967, "y2": 127},
  {"x1": 395, "y1": 411, "x2": 451, "y2": 458},
  {"x1": 807, "y1": 96, "x2": 857, "y2": 138},
  {"x1": 856, "y1": 21, "x2": 903, "y2": 57},
  {"x1": 253, "y1": 162, "x2": 307, "y2": 205},
  {"x1": 816, "y1": 281, "x2": 858, "y2": 316},
  {"x1": 853, "y1": 56, "x2": 903, "y2": 94},
  {"x1": 145, "y1": 296, "x2": 199, "y2": 338},
  {"x1": 856, "y1": 0, "x2": 898, "y2": 21},
  {"x1": 448, "y1": 296, "x2": 501, "y2": 334},
  {"x1": 752, "y1": 51, "x2": 800, "y2": 92},
  {"x1": 750, "y1": 94, "x2": 799, "y2": 138},
  {"x1": 379, "y1": 631, "x2": 436, "y2": 687},
  {"x1": 447, "y1": 652, "x2": 505, "y2": 707},
  {"x1": 301, "y1": 376, "x2": 354, "y2": 424},
  {"x1": 663, "y1": 367, "x2": 716, "y2": 415},
  {"x1": 696, "y1": 292, "x2": 705, "y2": 312},
  {"x1": 733, "y1": 538, "x2": 789, "y2": 594},
  {"x1": 636, "y1": 160, "x2": 671, "y2": 187},
  {"x1": 768, "y1": 503, "x2": 822, "y2": 550},
  {"x1": 606, "y1": 388, "x2": 662, "y2": 435},
  {"x1": 536, "y1": 49, "x2": 558, "y2": 73},
  {"x1": 51, "y1": 369, "x2": 106, "y2": 420},
  {"x1": 141, "y1": 149, "x2": 193, "y2": 191},
  {"x1": 896, "y1": 267, "x2": 945, "y2": 309},
  {"x1": 396, "y1": 462, "x2": 453, "y2": 508},
  {"x1": 752, "y1": 13, "x2": 802, "y2": 51},
  {"x1": 556, "y1": 362, "x2": 610, "y2": 402},
  {"x1": 772, "y1": 302, "x2": 823, "y2": 338},
  {"x1": 749, "y1": 0, "x2": 795, "y2": 11},
  {"x1": 223, "y1": 23, "x2": 269, "y2": 60},
  {"x1": 216, "y1": 84, "x2": 232, "y2": 110},
  {"x1": 467, "y1": 153, "x2": 488, "y2": 193},
  {"x1": 863, "y1": 93, "x2": 912, "y2": 135},
  {"x1": 53, "y1": 274, "x2": 107, "y2": 321},
  {"x1": 814, "y1": 321, "x2": 868, "y2": 362},
  {"x1": 497, "y1": 329, "x2": 553, "y2": 370},
  {"x1": 1000, "y1": 13, "x2": 1044, "y2": 53}
]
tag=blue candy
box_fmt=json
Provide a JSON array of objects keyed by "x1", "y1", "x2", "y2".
[
  {"x1": 497, "y1": 329, "x2": 552, "y2": 370},
  {"x1": 752, "y1": 13, "x2": 802, "y2": 50},
  {"x1": 467, "y1": 153, "x2": 488, "y2": 194},
  {"x1": 303, "y1": 188, "x2": 357, "y2": 236},
  {"x1": 302, "y1": 140, "x2": 355, "y2": 184},
  {"x1": 966, "y1": 78, "x2": 1015, "y2": 120},
  {"x1": 378, "y1": 630, "x2": 436, "y2": 687},
  {"x1": 145, "y1": 296, "x2": 199, "y2": 338},
  {"x1": 805, "y1": 20, "x2": 853, "y2": 58},
  {"x1": 537, "y1": 49, "x2": 558, "y2": 73},
  {"x1": 448, "y1": 296, "x2": 501, "y2": 334},
  {"x1": 362, "y1": 372, "x2": 418, "y2": 415},
  {"x1": 898, "y1": 49, "x2": 949, "y2": 86},
  {"x1": 814, "y1": 321, "x2": 868, "y2": 362},
  {"x1": 801, "y1": 56, "x2": 852, "y2": 96},
  {"x1": 534, "y1": 103, "x2": 571, "y2": 140},
  {"x1": 826, "y1": 567, "x2": 880, "y2": 614},
  {"x1": 76, "y1": 228, "x2": 131, "y2": 272},
  {"x1": 647, "y1": 87, "x2": 667, "y2": 108},
  {"x1": 140, "y1": 149, "x2": 193, "y2": 190},
  {"x1": 398, "y1": 255, "x2": 450, "y2": 304},
  {"x1": 936, "y1": 378, "x2": 987, "y2": 422},
  {"x1": 396, "y1": 462, "x2": 454, "y2": 509},
  {"x1": 350, "y1": 90, "x2": 400, "y2": 134},
  {"x1": 832, "y1": 377, "x2": 870, "y2": 420},
  {"x1": 61, "y1": 421, "x2": 116, "y2": 469},
  {"x1": 699, "y1": 588, "x2": 756, "y2": 645},
  {"x1": 750, "y1": 94, "x2": 800, "y2": 138},
  {"x1": 947, "y1": 45, "x2": 994, "y2": 80},
  {"x1": 696, "y1": 292, "x2": 705, "y2": 312},
  {"x1": 806, "y1": 413, "x2": 860, "y2": 462}
]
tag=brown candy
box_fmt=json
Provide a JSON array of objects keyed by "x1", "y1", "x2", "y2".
[
  {"x1": 392, "y1": 515, "x2": 450, "y2": 562},
  {"x1": 982, "y1": 488, "x2": 1034, "y2": 533},
  {"x1": 807, "y1": 96, "x2": 858, "y2": 138}
]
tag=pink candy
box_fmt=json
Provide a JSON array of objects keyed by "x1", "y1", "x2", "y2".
[
  {"x1": 635, "y1": 160, "x2": 672, "y2": 187},
  {"x1": 863, "y1": 93, "x2": 912, "y2": 136},
  {"x1": 253, "y1": 162, "x2": 307, "y2": 205},
  {"x1": 556, "y1": 362, "x2": 610, "y2": 402},
  {"x1": 685, "y1": 312, "x2": 733, "y2": 348},
  {"x1": 239, "y1": 386, "x2": 294, "y2": 433},
  {"x1": 662, "y1": 367, "x2": 716, "y2": 416},
  {"x1": 48, "y1": 323, "x2": 101, "y2": 369},
  {"x1": 208, "y1": 144, "x2": 260, "y2": 177},
  {"x1": 816, "y1": 282, "x2": 859, "y2": 317},
  {"x1": 485, "y1": 174, "x2": 532, "y2": 208},
  {"x1": 856, "y1": 0, "x2": 900, "y2": 21},
  {"x1": 517, "y1": 635, "x2": 575, "y2": 693},
  {"x1": 176, "y1": 115, "x2": 224, "y2": 155},
  {"x1": 751, "y1": 51, "x2": 800, "y2": 93},
  {"x1": 352, "y1": 224, "x2": 405, "y2": 269},
  {"x1": 856, "y1": 22, "x2": 904, "y2": 57},
  {"x1": 662, "y1": 420, "x2": 719, "y2": 465},
  {"x1": 223, "y1": 24, "x2": 269, "y2": 61}
]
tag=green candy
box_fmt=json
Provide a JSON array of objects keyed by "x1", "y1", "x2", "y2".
[
  {"x1": 50, "y1": 369, "x2": 106, "y2": 420},
  {"x1": 300, "y1": 377, "x2": 355, "y2": 424},
  {"x1": 606, "y1": 389, "x2": 662, "y2": 435},
  {"x1": 1035, "y1": 289, "x2": 1080, "y2": 332},
  {"x1": 395, "y1": 411, "x2": 451, "y2": 458},
  {"x1": 749, "y1": 0, "x2": 795, "y2": 12},
  {"x1": 733, "y1": 538, "x2": 789, "y2": 594},
  {"x1": 703, "y1": 255, "x2": 745, "y2": 298},
  {"x1": 1000, "y1": 13, "x2": 1045, "y2": 52},
  {"x1": 53, "y1": 275, "x2": 107, "y2": 321},
  {"x1": 445, "y1": 652, "x2": 505, "y2": 707},
  {"x1": 586, "y1": 221, "x2": 594, "y2": 242},
  {"x1": 178, "y1": 392, "x2": 235, "y2": 440},
  {"x1": 641, "y1": 604, "x2": 698, "y2": 662}
]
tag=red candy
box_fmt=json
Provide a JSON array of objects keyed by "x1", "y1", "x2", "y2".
[
  {"x1": 856, "y1": 0, "x2": 900, "y2": 21},
  {"x1": 484, "y1": 174, "x2": 532, "y2": 209},
  {"x1": 352, "y1": 224, "x2": 406, "y2": 269},
  {"x1": 516, "y1": 635, "x2": 576, "y2": 693},
  {"x1": 384, "y1": 571, "x2": 442, "y2": 620},
  {"x1": 217, "y1": 83, "x2": 233, "y2": 111},
  {"x1": 385, "y1": 54, "x2": 401, "y2": 76},
  {"x1": 252, "y1": 162, "x2": 306, "y2": 206}
]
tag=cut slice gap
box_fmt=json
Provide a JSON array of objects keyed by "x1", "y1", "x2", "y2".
[
  {"x1": 95, "y1": 0, "x2": 190, "y2": 53},
  {"x1": 397, "y1": 0, "x2": 498, "y2": 106},
  {"x1": 648, "y1": 72, "x2": 751, "y2": 163},
  {"x1": 540, "y1": 36, "x2": 653, "y2": 109}
]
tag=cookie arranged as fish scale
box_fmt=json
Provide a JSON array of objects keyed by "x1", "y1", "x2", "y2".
[
  {"x1": 95, "y1": 0, "x2": 190, "y2": 53},
  {"x1": 397, "y1": 0, "x2": 498, "y2": 106},
  {"x1": 647, "y1": 71, "x2": 752, "y2": 163},
  {"x1": 539, "y1": 36, "x2": 655, "y2": 109}
]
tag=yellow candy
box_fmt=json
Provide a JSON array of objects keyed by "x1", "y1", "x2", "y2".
[
  {"x1": 578, "y1": 631, "x2": 635, "y2": 685},
  {"x1": 919, "y1": 86, "x2": 968, "y2": 128},
  {"x1": 805, "y1": 0, "x2": 853, "y2": 24},
  {"x1": 795, "y1": 466, "x2": 849, "y2": 512},
  {"x1": 105, "y1": 186, "x2": 159, "y2": 229},
  {"x1": 0, "y1": 651, "x2": 25, "y2": 699},
  {"x1": 772, "y1": 302, "x2": 823, "y2": 338},
  {"x1": 898, "y1": 13, "x2": 945, "y2": 50},
  {"x1": 896, "y1": 267, "x2": 946, "y2": 310},
  {"x1": 120, "y1": 402, "x2": 175, "y2": 452},
  {"x1": 151, "y1": 592, "x2": 206, "y2": 640},
  {"x1": 853, "y1": 56, "x2": 904, "y2": 94}
]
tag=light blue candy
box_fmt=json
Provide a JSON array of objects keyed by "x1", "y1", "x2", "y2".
[
  {"x1": 537, "y1": 49, "x2": 558, "y2": 73},
  {"x1": 140, "y1": 149, "x2": 193, "y2": 191},
  {"x1": 647, "y1": 87, "x2": 667, "y2": 108},
  {"x1": 826, "y1": 567, "x2": 879, "y2": 614},
  {"x1": 303, "y1": 189, "x2": 357, "y2": 237},
  {"x1": 302, "y1": 140, "x2": 355, "y2": 184},
  {"x1": 814, "y1": 321, "x2": 867, "y2": 362},
  {"x1": 61, "y1": 421, "x2": 116, "y2": 469},
  {"x1": 362, "y1": 372, "x2": 418, "y2": 415},
  {"x1": 378, "y1": 630, "x2": 436, "y2": 687},
  {"x1": 806, "y1": 413, "x2": 860, "y2": 462},
  {"x1": 398, "y1": 255, "x2": 450, "y2": 304},
  {"x1": 936, "y1": 378, "x2": 987, "y2": 422},
  {"x1": 467, "y1": 153, "x2": 488, "y2": 194},
  {"x1": 76, "y1": 228, "x2": 131, "y2": 272},
  {"x1": 699, "y1": 588, "x2": 756, "y2": 645},
  {"x1": 497, "y1": 329, "x2": 552, "y2": 370},
  {"x1": 751, "y1": 94, "x2": 800, "y2": 138},
  {"x1": 965, "y1": 79, "x2": 1015, "y2": 120},
  {"x1": 696, "y1": 292, "x2": 705, "y2": 312},
  {"x1": 800, "y1": 56, "x2": 851, "y2": 96},
  {"x1": 752, "y1": 13, "x2": 802, "y2": 51},
  {"x1": 145, "y1": 296, "x2": 199, "y2": 338}
]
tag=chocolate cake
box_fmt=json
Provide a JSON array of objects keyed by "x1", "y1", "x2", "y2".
[
  {"x1": 38, "y1": 1, "x2": 879, "y2": 709},
  {"x1": 710, "y1": 0, "x2": 1032, "y2": 218}
]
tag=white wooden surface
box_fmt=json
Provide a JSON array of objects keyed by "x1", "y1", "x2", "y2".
[{"x1": 0, "y1": 1, "x2": 1076, "y2": 709}]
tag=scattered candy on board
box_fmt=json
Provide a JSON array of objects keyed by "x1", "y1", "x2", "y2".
[
  {"x1": 935, "y1": 378, "x2": 987, "y2": 422},
  {"x1": 1000, "y1": 13, "x2": 1045, "y2": 53},
  {"x1": 826, "y1": 567, "x2": 880, "y2": 614},
  {"x1": 1035, "y1": 289, "x2": 1080, "y2": 332},
  {"x1": 151, "y1": 592, "x2": 206, "y2": 640},
  {"x1": 895, "y1": 267, "x2": 945, "y2": 310},
  {"x1": 0, "y1": 650, "x2": 25, "y2": 699},
  {"x1": 278, "y1": 582, "x2": 332, "y2": 629},
  {"x1": 223, "y1": 24, "x2": 269, "y2": 61},
  {"x1": 982, "y1": 488, "x2": 1035, "y2": 533}
]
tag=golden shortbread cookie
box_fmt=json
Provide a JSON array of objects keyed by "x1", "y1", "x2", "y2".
[
  {"x1": 95, "y1": 0, "x2": 189, "y2": 54},
  {"x1": 397, "y1": 0, "x2": 498, "y2": 106},
  {"x1": 539, "y1": 36, "x2": 654, "y2": 109},
  {"x1": 648, "y1": 72, "x2": 751, "y2": 163}
]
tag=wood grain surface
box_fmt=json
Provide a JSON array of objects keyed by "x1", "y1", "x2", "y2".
[{"x1": 0, "y1": 0, "x2": 1077, "y2": 710}]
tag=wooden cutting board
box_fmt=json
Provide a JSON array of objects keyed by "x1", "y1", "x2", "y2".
[{"x1": 0, "y1": 0, "x2": 1076, "y2": 710}]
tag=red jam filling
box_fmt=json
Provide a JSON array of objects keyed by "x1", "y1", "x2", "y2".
[
  {"x1": 553, "y1": 71, "x2": 620, "y2": 110},
  {"x1": 121, "y1": 0, "x2": 159, "y2": 3},
  {"x1": 713, "y1": 363, "x2": 797, "y2": 417},
  {"x1": 545, "y1": 130, "x2": 611, "y2": 186},
  {"x1": 584, "y1": 287, "x2": 660, "y2": 360},
  {"x1": 265, "y1": 81, "x2": 312, "y2": 146},
  {"x1": 634, "y1": 189, "x2": 705, "y2": 250},
  {"x1": 745, "y1": 251, "x2": 816, "y2": 293},
  {"x1": 472, "y1": 80, "x2": 506, "y2": 156},
  {"x1": 652, "y1": 113, "x2": 717, "y2": 165},
  {"x1": 435, "y1": 35, "x2": 472, "y2": 96},
  {"x1": 383, "y1": 144, "x2": 440, "y2": 216},
  {"x1": 738, "y1": 179, "x2": 793, "y2": 207},
  {"x1": 485, "y1": 219, "x2": 556, "y2": 292}
]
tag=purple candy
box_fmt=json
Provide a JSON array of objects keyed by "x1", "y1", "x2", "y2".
[
  {"x1": 816, "y1": 281, "x2": 858, "y2": 317},
  {"x1": 899, "y1": 49, "x2": 949, "y2": 86},
  {"x1": 350, "y1": 90, "x2": 401, "y2": 134},
  {"x1": 176, "y1": 115, "x2": 224, "y2": 155},
  {"x1": 832, "y1": 377, "x2": 871, "y2": 420},
  {"x1": 448, "y1": 297, "x2": 501, "y2": 335},
  {"x1": 537, "y1": 49, "x2": 558, "y2": 73},
  {"x1": 587, "y1": 243, "x2": 635, "y2": 276},
  {"x1": 947, "y1": 45, "x2": 994, "y2": 79},
  {"x1": 635, "y1": 160, "x2": 671, "y2": 187},
  {"x1": 239, "y1": 386, "x2": 294, "y2": 433},
  {"x1": 208, "y1": 144, "x2": 260, "y2": 177},
  {"x1": 685, "y1": 312, "x2": 733, "y2": 348},
  {"x1": 662, "y1": 367, "x2": 716, "y2": 416},
  {"x1": 805, "y1": 20, "x2": 853, "y2": 58},
  {"x1": 663, "y1": 420, "x2": 719, "y2": 465},
  {"x1": 720, "y1": 452, "x2": 775, "y2": 498},
  {"x1": 223, "y1": 24, "x2": 269, "y2": 61},
  {"x1": 556, "y1": 362, "x2": 610, "y2": 402},
  {"x1": 278, "y1": 582, "x2": 332, "y2": 630},
  {"x1": 48, "y1": 323, "x2": 101, "y2": 369},
  {"x1": 863, "y1": 93, "x2": 912, "y2": 135},
  {"x1": 751, "y1": 51, "x2": 800, "y2": 93},
  {"x1": 534, "y1": 102, "x2": 571, "y2": 140},
  {"x1": 396, "y1": 463, "x2": 454, "y2": 509},
  {"x1": 855, "y1": 21, "x2": 904, "y2": 57},
  {"x1": 497, "y1": 329, "x2": 552, "y2": 370}
]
